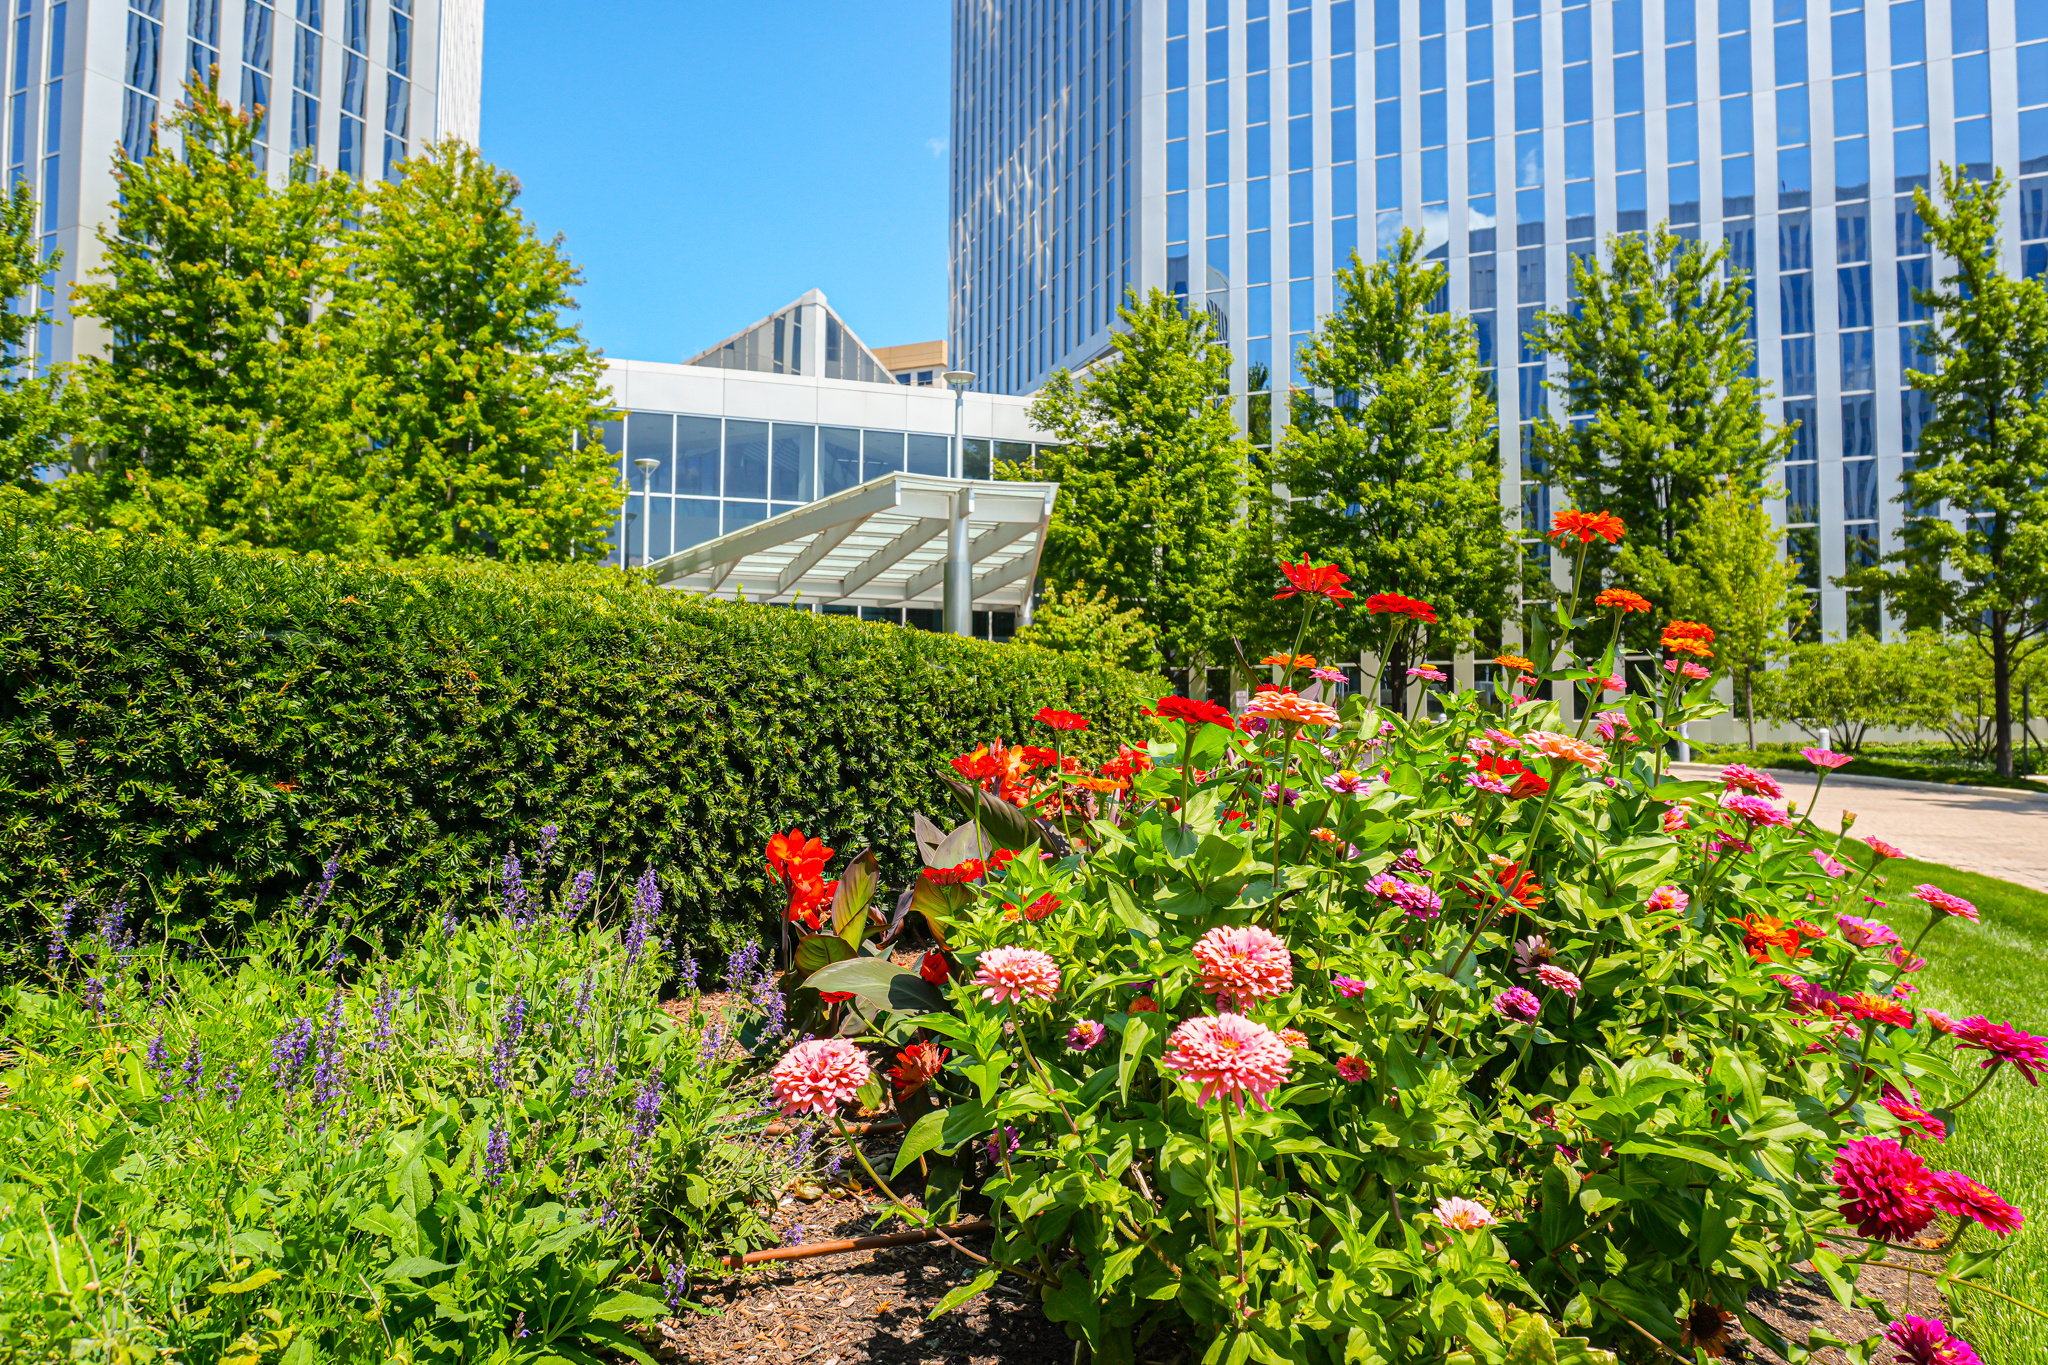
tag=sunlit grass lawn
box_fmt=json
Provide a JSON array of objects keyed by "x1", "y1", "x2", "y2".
[{"x1": 1863, "y1": 856, "x2": 2048, "y2": 1363}]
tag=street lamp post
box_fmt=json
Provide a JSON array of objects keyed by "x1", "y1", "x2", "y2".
[
  {"x1": 633, "y1": 456, "x2": 660, "y2": 573},
  {"x1": 941, "y1": 369, "x2": 977, "y2": 636}
]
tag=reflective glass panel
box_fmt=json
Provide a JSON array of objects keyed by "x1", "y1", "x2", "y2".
[{"x1": 724, "y1": 419, "x2": 768, "y2": 500}]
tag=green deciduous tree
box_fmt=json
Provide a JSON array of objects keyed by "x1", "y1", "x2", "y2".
[
  {"x1": 60, "y1": 87, "x2": 370, "y2": 552},
  {"x1": 1276, "y1": 232, "x2": 1511, "y2": 685},
  {"x1": 1531, "y1": 229, "x2": 1791, "y2": 626},
  {"x1": 1023, "y1": 289, "x2": 1252, "y2": 683},
  {"x1": 340, "y1": 140, "x2": 619, "y2": 560},
  {"x1": 1632, "y1": 479, "x2": 1808, "y2": 745},
  {"x1": 1841, "y1": 166, "x2": 2048, "y2": 778},
  {"x1": 0, "y1": 184, "x2": 69, "y2": 493},
  {"x1": 1011, "y1": 584, "x2": 1165, "y2": 677}
]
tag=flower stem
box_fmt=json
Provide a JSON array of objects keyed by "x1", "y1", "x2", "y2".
[
  {"x1": 830, "y1": 1115, "x2": 1007, "y2": 1274},
  {"x1": 1221, "y1": 1101, "x2": 1248, "y2": 1291}
]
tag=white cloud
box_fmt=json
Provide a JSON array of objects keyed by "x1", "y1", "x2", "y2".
[{"x1": 925, "y1": 137, "x2": 948, "y2": 159}]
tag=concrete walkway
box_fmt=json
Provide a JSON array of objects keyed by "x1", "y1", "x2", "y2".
[{"x1": 1672, "y1": 763, "x2": 2048, "y2": 894}]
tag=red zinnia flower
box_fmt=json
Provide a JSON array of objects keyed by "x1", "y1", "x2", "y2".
[
  {"x1": 887, "y1": 1042, "x2": 950, "y2": 1102},
  {"x1": 1363, "y1": 591, "x2": 1439, "y2": 623},
  {"x1": 1035, "y1": 707, "x2": 1090, "y2": 732},
  {"x1": 1150, "y1": 695, "x2": 1236, "y2": 729},
  {"x1": 1101, "y1": 745, "x2": 1155, "y2": 781},
  {"x1": 1275, "y1": 560, "x2": 1357, "y2": 603},
  {"x1": 1550, "y1": 508, "x2": 1626, "y2": 544},
  {"x1": 1831, "y1": 1137, "x2": 1939, "y2": 1242},
  {"x1": 1473, "y1": 752, "x2": 1549, "y2": 799}
]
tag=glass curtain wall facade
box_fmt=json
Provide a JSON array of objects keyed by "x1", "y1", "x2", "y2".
[{"x1": 953, "y1": 0, "x2": 2039, "y2": 641}]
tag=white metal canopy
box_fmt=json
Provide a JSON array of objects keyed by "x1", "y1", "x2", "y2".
[{"x1": 647, "y1": 473, "x2": 1059, "y2": 610}]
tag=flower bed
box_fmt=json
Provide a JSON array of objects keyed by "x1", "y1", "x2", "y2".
[{"x1": 760, "y1": 519, "x2": 2040, "y2": 1365}]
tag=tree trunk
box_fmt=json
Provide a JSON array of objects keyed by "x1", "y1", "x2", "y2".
[
  {"x1": 1992, "y1": 614, "x2": 2015, "y2": 779},
  {"x1": 1387, "y1": 635, "x2": 1411, "y2": 714},
  {"x1": 1744, "y1": 670, "x2": 1757, "y2": 750}
]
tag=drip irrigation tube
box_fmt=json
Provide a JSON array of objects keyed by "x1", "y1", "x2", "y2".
[{"x1": 718, "y1": 1219, "x2": 993, "y2": 1267}]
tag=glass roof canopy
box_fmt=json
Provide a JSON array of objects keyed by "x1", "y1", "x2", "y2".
[{"x1": 647, "y1": 472, "x2": 1058, "y2": 612}]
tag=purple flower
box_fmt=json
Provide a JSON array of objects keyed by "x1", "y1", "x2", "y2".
[
  {"x1": 782, "y1": 1224, "x2": 807, "y2": 1247},
  {"x1": 561, "y1": 869, "x2": 596, "y2": 929},
  {"x1": 309, "y1": 992, "x2": 348, "y2": 1112},
  {"x1": 48, "y1": 899, "x2": 75, "y2": 967},
  {"x1": 324, "y1": 915, "x2": 354, "y2": 973},
  {"x1": 84, "y1": 977, "x2": 107, "y2": 1018},
  {"x1": 502, "y1": 851, "x2": 535, "y2": 932},
  {"x1": 751, "y1": 974, "x2": 786, "y2": 1037},
  {"x1": 299, "y1": 858, "x2": 339, "y2": 917},
  {"x1": 491, "y1": 993, "x2": 528, "y2": 1092},
  {"x1": 623, "y1": 868, "x2": 662, "y2": 966},
  {"x1": 269, "y1": 1017, "x2": 317, "y2": 1089},
  {"x1": 631, "y1": 1076, "x2": 665, "y2": 1145},
  {"x1": 985, "y1": 1125, "x2": 1021, "y2": 1164},
  {"x1": 483, "y1": 1123, "x2": 510, "y2": 1187},
  {"x1": 537, "y1": 823, "x2": 561, "y2": 864},
  {"x1": 663, "y1": 1261, "x2": 690, "y2": 1315},
  {"x1": 1511, "y1": 935, "x2": 1552, "y2": 976},
  {"x1": 146, "y1": 1029, "x2": 175, "y2": 1096},
  {"x1": 724, "y1": 940, "x2": 762, "y2": 991},
  {"x1": 1260, "y1": 783, "x2": 1301, "y2": 807},
  {"x1": 570, "y1": 1064, "x2": 593, "y2": 1099},
  {"x1": 1494, "y1": 987, "x2": 1541, "y2": 1024},
  {"x1": 214, "y1": 1064, "x2": 243, "y2": 1109},
  {"x1": 180, "y1": 1038, "x2": 205, "y2": 1096},
  {"x1": 571, "y1": 969, "x2": 595, "y2": 1028},
  {"x1": 370, "y1": 983, "x2": 400, "y2": 1050},
  {"x1": 697, "y1": 1023, "x2": 726, "y2": 1069},
  {"x1": 676, "y1": 954, "x2": 700, "y2": 994},
  {"x1": 1367, "y1": 873, "x2": 1444, "y2": 919}
]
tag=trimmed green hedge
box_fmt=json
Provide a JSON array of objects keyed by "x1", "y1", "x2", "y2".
[{"x1": 0, "y1": 524, "x2": 1156, "y2": 955}]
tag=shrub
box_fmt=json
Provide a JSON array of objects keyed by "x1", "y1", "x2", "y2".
[
  {"x1": 0, "y1": 856, "x2": 800, "y2": 1363},
  {"x1": 0, "y1": 523, "x2": 1156, "y2": 955},
  {"x1": 775, "y1": 556, "x2": 2035, "y2": 1364}
]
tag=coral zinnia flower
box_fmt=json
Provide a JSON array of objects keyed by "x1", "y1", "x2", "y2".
[
  {"x1": 1866, "y1": 836, "x2": 1906, "y2": 859},
  {"x1": 1524, "y1": 730, "x2": 1608, "y2": 770},
  {"x1": 1535, "y1": 964, "x2": 1583, "y2": 997},
  {"x1": 1494, "y1": 653, "x2": 1535, "y2": 672},
  {"x1": 1832, "y1": 1137, "x2": 1939, "y2": 1242},
  {"x1": 1162, "y1": 1013, "x2": 1293, "y2": 1110},
  {"x1": 1550, "y1": 508, "x2": 1626, "y2": 544},
  {"x1": 1275, "y1": 560, "x2": 1357, "y2": 603},
  {"x1": 1928, "y1": 1170, "x2": 2024, "y2": 1236},
  {"x1": 1244, "y1": 689, "x2": 1343, "y2": 727},
  {"x1": 1035, "y1": 707, "x2": 1090, "y2": 731},
  {"x1": 974, "y1": 946, "x2": 1062, "y2": 1005},
  {"x1": 1193, "y1": 924, "x2": 1295, "y2": 1008},
  {"x1": 1594, "y1": 587, "x2": 1652, "y2": 612},
  {"x1": 1720, "y1": 763, "x2": 1784, "y2": 798},
  {"x1": 1801, "y1": 746, "x2": 1854, "y2": 770},
  {"x1": 1493, "y1": 987, "x2": 1541, "y2": 1023},
  {"x1": 1952, "y1": 1016, "x2": 2048, "y2": 1085},
  {"x1": 1913, "y1": 884, "x2": 1979, "y2": 922},
  {"x1": 1433, "y1": 1196, "x2": 1498, "y2": 1230},
  {"x1": 887, "y1": 1042, "x2": 949, "y2": 1101},
  {"x1": 770, "y1": 1038, "x2": 872, "y2": 1116},
  {"x1": 1151, "y1": 695, "x2": 1236, "y2": 730},
  {"x1": 1363, "y1": 591, "x2": 1438, "y2": 622},
  {"x1": 1885, "y1": 1316, "x2": 1984, "y2": 1365}
]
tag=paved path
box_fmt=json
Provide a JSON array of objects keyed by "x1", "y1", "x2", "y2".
[{"x1": 1671, "y1": 763, "x2": 2048, "y2": 894}]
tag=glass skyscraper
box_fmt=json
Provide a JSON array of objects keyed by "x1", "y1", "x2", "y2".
[{"x1": 952, "y1": 0, "x2": 2042, "y2": 639}]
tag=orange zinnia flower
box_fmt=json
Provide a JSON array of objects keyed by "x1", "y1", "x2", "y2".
[
  {"x1": 1260, "y1": 653, "x2": 1318, "y2": 668},
  {"x1": 1524, "y1": 730, "x2": 1608, "y2": 770},
  {"x1": 1662, "y1": 619, "x2": 1717, "y2": 659},
  {"x1": 1494, "y1": 653, "x2": 1535, "y2": 672},
  {"x1": 1244, "y1": 689, "x2": 1344, "y2": 727},
  {"x1": 1735, "y1": 913, "x2": 1815, "y2": 963},
  {"x1": 1594, "y1": 587, "x2": 1652, "y2": 613},
  {"x1": 1550, "y1": 508, "x2": 1626, "y2": 545}
]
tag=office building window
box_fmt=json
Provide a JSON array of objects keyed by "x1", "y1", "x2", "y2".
[{"x1": 122, "y1": 0, "x2": 162, "y2": 162}]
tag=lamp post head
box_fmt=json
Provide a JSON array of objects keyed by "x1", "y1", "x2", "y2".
[
  {"x1": 942, "y1": 370, "x2": 977, "y2": 391},
  {"x1": 633, "y1": 458, "x2": 660, "y2": 472}
]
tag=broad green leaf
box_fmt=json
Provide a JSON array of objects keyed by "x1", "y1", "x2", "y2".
[
  {"x1": 893, "y1": 1107, "x2": 954, "y2": 1177},
  {"x1": 804, "y1": 957, "x2": 947, "y2": 1015},
  {"x1": 928, "y1": 1268, "x2": 999, "y2": 1319}
]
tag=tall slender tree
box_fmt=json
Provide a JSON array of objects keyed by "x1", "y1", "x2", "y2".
[
  {"x1": 1530, "y1": 229, "x2": 1791, "y2": 626},
  {"x1": 340, "y1": 140, "x2": 619, "y2": 561},
  {"x1": 1842, "y1": 166, "x2": 2048, "y2": 778},
  {"x1": 61, "y1": 87, "x2": 370, "y2": 551},
  {"x1": 1023, "y1": 288, "x2": 1253, "y2": 684},
  {"x1": 0, "y1": 184, "x2": 70, "y2": 494},
  {"x1": 1275, "y1": 231, "x2": 1511, "y2": 682}
]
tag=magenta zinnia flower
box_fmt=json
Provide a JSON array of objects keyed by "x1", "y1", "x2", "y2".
[
  {"x1": 1884, "y1": 1316, "x2": 1983, "y2": 1365},
  {"x1": 769, "y1": 1038, "x2": 872, "y2": 1116},
  {"x1": 1193, "y1": 924, "x2": 1294, "y2": 1008},
  {"x1": 974, "y1": 946, "x2": 1062, "y2": 1005},
  {"x1": 1535, "y1": 964, "x2": 1583, "y2": 997},
  {"x1": 1838, "y1": 914, "x2": 1901, "y2": 949},
  {"x1": 1812, "y1": 848, "x2": 1848, "y2": 878},
  {"x1": 1066, "y1": 1019, "x2": 1107, "y2": 1051},
  {"x1": 1433, "y1": 1196, "x2": 1497, "y2": 1231},
  {"x1": 1831, "y1": 1137, "x2": 1938, "y2": 1243},
  {"x1": 1493, "y1": 987, "x2": 1541, "y2": 1024},
  {"x1": 1879, "y1": 1089, "x2": 1948, "y2": 1142},
  {"x1": 1720, "y1": 792, "x2": 1792, "y2": 827},
  {"x1": 1322, "y1": 769, "x2": 1371, "y2": 796},
  {"x1": 1802, "y1": 747, "x2": 1856, "y2": 770},
  {"x1": 1367, "y1": 873, "x2": 1444, "y2": 919},
  {"x1": 1331, "y1": 974, "x2": 1369, "y2": 998},
  {"x1": 1645, "y1": 883, "x2": 1689, "y2": 914},
  {"x1": 1161, "y1": 1013, "x2": 1293, "y2": 1110},
  {"x1": 1951, "y1": 1016, "x2": 2048, "y2": 1085},
  {"x1": 1913, "y1": 884, "x2": 1979, "y2": 922},
  {"x1": 1720, "y1": 763, "x2": 1784, "y2": 798},
  {"x1": 1928, "y1": 1170, "x2": 2025, "y2": 1236},
  {"x1": 1335, "y1": 1055, "x2": 1370, "y2": 1081}
]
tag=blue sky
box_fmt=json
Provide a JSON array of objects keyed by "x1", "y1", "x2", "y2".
[{"x1": 481, "y1": 0, "x2": 953, "y2": 363}]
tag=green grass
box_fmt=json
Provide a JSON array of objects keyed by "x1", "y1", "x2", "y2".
[
  {"x1": 1698, "y1": 743, "x2": 2046, "y2": 792},
  {"x1": 1864, "y1": 857, "x2": 2048, "y2": 1361}
]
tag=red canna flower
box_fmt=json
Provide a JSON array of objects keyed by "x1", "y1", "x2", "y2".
[
  {"x1": 1550, "y1": 508, "x2": 1626, "y2": 544},
  {"x1": 766, "y1": 828, "x2": 833, "y2": 882},
  {"x1": 922, "y1": 859, "x2": 987, "y2": 886},
  {"x1": 1275, "y1": 559, "x2": 1357, "y2": 603},
  {"x1": 1363, "y1": 592, "x2": 1439, "y2": 623},
  {"x1": 919, "y1": 951, "x2": 951, "y2": 985},
  {"x1": 887, "y1": 1042, "x2": 950, "y2": 1102},
  {"x1": 1035, "y1": 707, "x2": 1090, "y2": 732}
]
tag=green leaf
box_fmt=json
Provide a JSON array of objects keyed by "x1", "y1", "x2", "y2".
[
  {"x1": 381, "y1": 1255, "x2": 458, "y2": 1281},
  {"x1": 803, "y1": 957, "x2": 947, "y2": 1015},
  {"x1": 208, "y1": 1267, "x2": 286, "y2": 1295},
  {"x1": 588, "y1": 1288, "x2": 671, "y2": 1321},
  {"x1": 831, "y1": 850, "x2": 880, "y2": 940},
  {"x1": 794, "y1": 933, "x2": 857, "y2": 976},
  {"x1": 893, "y1": 1107, "x2": 954, "y2": 1177},
  {"x1": 928, "y1": 1268, "x2": 999, "y2": 1319},
  {"x1": 1118, "y1": 1014, "x2": 1158, "y2": 1102}
]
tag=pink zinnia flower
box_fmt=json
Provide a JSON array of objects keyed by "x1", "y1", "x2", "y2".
[
  {"x1": 1952, "y1": 1016, "x2": 2048, "y2": 1085},
  {"x1": 1832, "y1": 1137, "x2": 1939, "y2": 1242},
  {"x1": 1838, "y1": 914, "x2": 1901, "y2": 948},
  {"x1": 1663, "y1": 658, "x2": 1711, "y2": 680},
  {"x1": 1433, "y1": 1196, "x2": 1497, "y2": 1231},
  {"x1": 1535, "y1": 964, "x2": 1583, "y2": 997},
  {"x1": 1866, "y1": 836, "x2": 1906, "y2": 860},
  {"x1": 1720, "y1": 792, "x2": 1792, "y2": 827},
  {"x1": 1879, "y1": 1088, "x2": 1948, "y2": 1142},
  {"x1": 974, "y1": 946, "x2": 1062, "y2": 1005},
  {"x1": 1884, "y1": 1316, "x2": 1983, "y2": 1365},
  {"x1": 1278, "y1": 1027, "x2": 1309, "y2": 1048},
  {"x1": 1335, "y1": 1056, "x2": 1370, "y2": 1081},
  {"x1": 1662, "y1": 806, "x2": 1691, "y2": 833},
  {"x1": 1485, "y1": 728, "x2": 1523, "y2": 750},
  {"x1": 1775, "y1": 973, "x2": 1839, "y2": 1015},
  {"x1": 1802, "y1": 747, "x2": 1856, "y2": 770},
  {"x1": 1891, "y1": 944, "x2": 1927, "y2": 973},
  {"x1": 1593, "y1": 674, "x2": 1626, "y2": 694},
  {"x1": 1161, "y1": 1013, "x2": 1293, "y2": 1110},
  {"x1": 1645, "y1": 883, "x2": 1689, "y2": 914},
  {"x1": 1331, "y1": 974, "x2": 1369, "y2": 998},
  {"x1": 1193, "y1": 924, "x2": 1294, "y2": 1008},
  {"x1": 1367, "y1": 873, "x2": 1444, "y2": 919},
  {"x1": 1067, "y1": 1019, "x2": 1107, "y2": 1051},
  {"x1": 1406, "y1": 665, "x2": 1449, "y2": 682},
  {"x1": 1913, "y1": 885, "x2": 1979, "y2": 922},
  {"x1": 1494, "y1": 987, "x2": 1541, "y2": 1023},
  {"x1": 1812, "y1": 849, "x2": 1848, "y2": 878},
  {"x1": 1465, "y1": 772, "x2": 1516, "y2": 795},
  {"x1": 1928, "y1": 1170, "x2": 2024, "y2": 1236},
  {"x1": 1311, "y1": 666, "x2": 1347, "y2": 683},
  {"x1": 1720, "y1": 763, "x2": 1783, "y2": 798},
  {"x1": 1322, "y1": 769, "x2": 1371, "y2": 796},
  {"x1": 769, "y1": 1038, "x2": 873, "y2": 1117}
]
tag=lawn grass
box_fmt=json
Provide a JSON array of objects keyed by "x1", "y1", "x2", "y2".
[
  {"x1": 1697, "y1": 742, "x2": 2046, "y2": 792},
  {"x1": 1863, "y1": 856, "x2": 2048, "y2": 1361}
]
